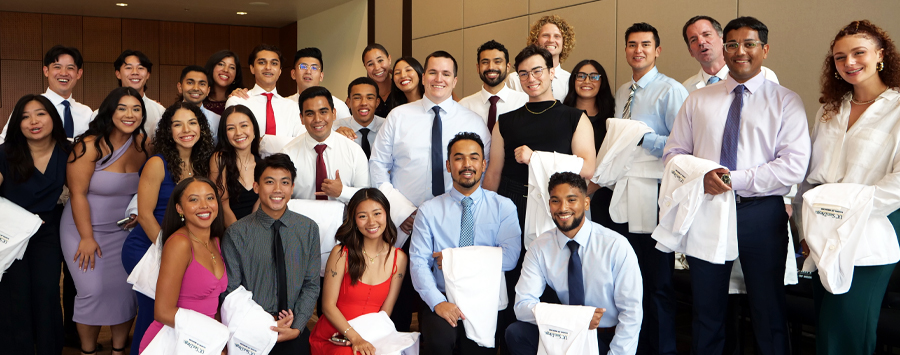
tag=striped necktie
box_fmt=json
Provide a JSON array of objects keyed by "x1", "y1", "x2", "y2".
[
  {"x1": 622, "y1": 83, "x2": 637, "y2": 119},
  {"x1": 720, "y1": 85, "x2": 745, "y2": 170}
]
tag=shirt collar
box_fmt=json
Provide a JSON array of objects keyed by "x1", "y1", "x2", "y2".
[
  {"x1": 43, "y1": 88, "x2": 71, "y2": 105},
  {"x1": 553, "y1": 64, "x2": 563, "y2": 80},
  {"x1": 448, "y1": 186, "x2": 485, "y2": 207},
  {"x1": 253, "y1": 207, "x2": 293, "y2": 229},
  {"x1": 633, "y1": 66, "x2": 660, "y2": 89},
  {"x1": 478, "y1": 85, "x2": 513, "y2": 104},
  {"x1": 554, "y1": 220, "x2": 592, "y2": 250},
  {"x1": 725, "y1": 69, "x2": 766, "y2": 94},
  {"x1": 698, "y1": 65, "x2": 729, "y2": 84},
  {"x1": 302, "y1": 130, "x2": 335, "y2": 151},
  {"x1": 421, "y1": 95, "x2": 455, "y2": 115},
  {"x1": 249, "y1": 84, "x2": 281, "y2": 98},
  {"x1": 346, "y1": 115, "x2": 384, "y2": 132}
]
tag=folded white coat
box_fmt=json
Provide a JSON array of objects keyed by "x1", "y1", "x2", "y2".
[
  {"x1": 377, "y1": 182, "x2": 418, "y2": 248},
  {"x1": 533, "y1": 303, "x2": 599, "y2": 355},
  {"x1": 593, "y1": 119, "x2": 662, "y2": 234},
  {"x1": 260, "y1": 135, "x2": 295, "y2": 158},
  {"x1": 348, "y1": 311, "x2": 420, "y2": 355},
  {"x1": 801, "y1": 183, "x2": 892, "y2": 294},
  {"x1": 442, "y1": 246, "x2": 504, "y2": 348},
  {"x1": 0, "y1": 197, "x2": 43, "y2": 281},
  {"x1": 221, "y1": 286, "x2": 278, "y2": 355},
  {"x1": 286, "y1": 199, "x2": 346, "y2": 277},
  {"x1": 525, "y1": 152, "x2": 584, "y2": 249},
  {"x1": 652, "y1": 155, "x2": 737, "y2": 264},
  {"x1": 127, "y1": 231, "x2": 162, "y2": 299},
  {"x1": 142, "y1": 308, "x2": 230, "y2": 355}
]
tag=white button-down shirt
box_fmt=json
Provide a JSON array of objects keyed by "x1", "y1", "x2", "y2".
[
  {"x1": 225, "y1": 84, "x2": 304, "y2": 138},
  {"x1": 369, "y1": 97, "x2": 491, "y2": 207},
  {"x1": 287, "y1": 93, "x2": 352, "y2": 120},
  {"x1": 506, "y1": 64, "x2": 570, "y2": 102},
  {"x1": 332, "y1": 115, "x2": 385, "y2": 148},
  {"x1": 280, "y1": 131, "x2": 369, "y2": 203},
  {"x1": 1, "y1": 88, "x2": 93, "y2": 144},
  {"x1": 458, "y1": 85, "x2": 528, "y2": 126},
  {"x1": 682, "y1": 65, "x2": 779, "y2": 94}
]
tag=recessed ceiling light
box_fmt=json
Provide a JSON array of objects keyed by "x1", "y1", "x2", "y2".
[
  {"x1": 115, "y1": 3, "x2": 128, "y2": 6},
  {"x1": 236, "y1": 11, "x2": 248, "y2": 15}
]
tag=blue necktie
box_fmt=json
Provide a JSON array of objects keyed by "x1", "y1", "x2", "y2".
[
  {"x1": 459, "y1": 197, "x2": 474, "y2": 247},
  {"x1": 567, "y1": 240, "x2": 584, "y2": 305},
  {"x1": 61, "y1": 100, "x2": 74, "y2": 138},
  {"x1": 720, "y1": 85, "x2": 745, "y2": 171},
  {"x1": 431, "y1": 106, "x2": 444, "y2": 196},
  {"x1": 707, "y1": 76, "x2": 721, "y2": 85}
]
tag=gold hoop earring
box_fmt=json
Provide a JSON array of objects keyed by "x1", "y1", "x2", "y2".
[
  {"x1": 878, "y1": 61, "x2": 885, "y2": 72},
  {"x1": 179, "y1": 213, "x2": 184, "y2": 222},
  {"x1": 834, "y1": 72, "x2": 843, "y2": 81}
]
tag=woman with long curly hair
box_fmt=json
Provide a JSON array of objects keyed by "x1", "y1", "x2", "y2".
[
  {"x1": 309, "y1": 188, "x2": 408, "y2": 355},
  {"x1": 61, "y1": 87, "x2": 149, "y2": 355},
  {"x1": 209, "y1": 104, "x2": 261, "y2": 226},
  {"x1": 121, "y1": 101, "x2": 215, "y2": 351},
  {"x1": 802, "y1": 20, "x2": 900, "y2": 354}
]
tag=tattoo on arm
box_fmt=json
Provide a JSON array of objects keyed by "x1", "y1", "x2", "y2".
[
  {"x1": 330, "y1": 269, "x2": 337, "y2": 277},
  {"x1": 396, "y1": 273, "x2": 404, "y2": 279}
]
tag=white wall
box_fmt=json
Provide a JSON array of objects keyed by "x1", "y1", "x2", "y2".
[{"x1": 296, "y1": 0, "x2": 369, "y2": 101}]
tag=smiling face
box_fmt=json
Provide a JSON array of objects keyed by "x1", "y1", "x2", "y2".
[
  {"x1": 549, "y1": 182, "x2": 589, "y2": 234},
  {"x1": 538, "y1": 23, "x2": 564, "y2": 59},
  {"x1": 446, "y1": 138, "x2": 485, "y2": 193},
  {"x1": 19, "y1": 100, "x2": 54, "y2": 142},
  {"x1": 626, "y1": 31, "x2": 661, "y2": 78},
  {"x1": 301, "y1": 96, "x2": 335, "y2": 142},
  {"x1": 348, "y1": 83, "x2": 378, "y2": 126},
  {"x1": 355, "y1": 199, "x2": 387, "y2": 241},
  {"x1": 517, "y1": 54, "x2": 554, "y2": 99},
  {"x1": 574, "y1": 63, "x2": 601, "y2": 99},
  {"x1": 478, "y1": 49, "x2": 509, "y2": 88},
  {"x1": 254, "y1": 166, "x2": 293, "y2": 216},
  {"x1": 170, "y1": 108, "x2": 200, "y2": 150},
  {"x1": 685, "y1": 19, "x2": 724, "y2": 66},
  {"x1": 393, "y1": 60, "x2": 420, "y2": 94},
  {"x1": 224, "y1": 112, "x2": 255, "y2": 151},
  {"x1": 291, "y1": 57, "x2": 324, "y2": 92},
  {"x1": 176, "y1": 181, "x2": 219, "y2": 229},
  {"x1": 212, "y1": 56, "x2": 237, "y2": 89},
  {"x1": 112, "y1": 95, "x2": 143, "y2": 134},
  {"x1": 724, "y1": 27, "x2": 768, "y2": 83},
  {"x1": 423, "y1": 57, "x2": 458, "y2": 103},
  {"x1": 115, "y1": 55, "x2": 150, "y2": 94},
  {"x1": 250, "y1": 50, "x2": 281, "y2": 90},
  {"x1": 44, "y1": 54, "x2": 83, "y2": 98},
  {"x1": 364, "y1": 49, "x2": 392, "y2": 84},
  {"x1": 832, "y1": 34, "x2": 884, "y2": 87},
  {"x1": 178, "y1": 70, "x2": 210, "y2": 105}
]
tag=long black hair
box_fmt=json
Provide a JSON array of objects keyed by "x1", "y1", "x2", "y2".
[
  {"x1": 4, "y1": 94, "x2": 71, "y2": 183},
  {"x1": 213, "y1": 105, "x2": 261, "y2": 203},
  {"x1": 204, "y1": 50, "x2": 244, "y2": 98},
  {"x1": 159, "y1": 176, "x2": 226, "y2": 249},
  {"x1": 336, "y1": 188, "x2": 398, "y2": 285},
  {"x1": 152, "y1": 102, "x2": 215, "y2": 183},
  {"x1": 388, "y1": 56, "x2": 424, "y2": 109},
  {"x1": 563, "y1": 59, "x2": 615, "y2": 120},
  {"x1": 72, "y1": 87, "x2": 149, "y2": 164}
]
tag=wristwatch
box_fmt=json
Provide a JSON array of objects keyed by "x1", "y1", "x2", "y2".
[{"x1": 720, "y1": 173, "x2": 731, "y2": 185}]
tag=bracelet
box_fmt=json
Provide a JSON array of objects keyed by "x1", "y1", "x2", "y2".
[{"x1": 342, "y1": 326, "x2": 352, "y2": 335}]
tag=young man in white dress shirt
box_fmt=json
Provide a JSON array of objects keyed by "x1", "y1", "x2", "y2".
[
  {"x1": 107, "y1": 50, "x2": 166, "y2": 139},
  {"x1": 506, "y1": 172, "x2": 642, "y2": 355},
  {"x1": 332, "y1": 77, "x2": 385, "y2": 159},
  {"x1": 663, "y1": 17, "x2": 810, "y2": 355},
  {"x1": 0, "y1": 45, "x2": 92, "y2": 144},
  {"x1": 279, "y1": 86, "x2": 368, "y2": 203},
  {"x1": 176, "y1": 65, "x2": 220, "y2": 141},
  {"x1": 459, "y1": 40, "x2": 527, "y2": 132},
  {"x1": 507, "y1": 15, "x2": 575, "y2": 101},
  {"x1": 225, "y1": 44, "x2": 304, "y2": 155},
  {"x1": 285, "y1": 47, "x2": 351, "y2": 119}
]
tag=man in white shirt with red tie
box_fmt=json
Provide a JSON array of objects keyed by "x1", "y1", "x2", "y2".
[
  {"x1": 459, "y1": 40, "x2": 527, "y2": 132},
  {"x1": 225, "y1": 44, "x2": 304, "y2": 155}
]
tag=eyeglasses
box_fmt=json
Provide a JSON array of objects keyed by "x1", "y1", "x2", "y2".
[
  {"x1": 724, "y1": 41, "x2": 765, "y2": 53},
  {"x1": 298, "y1": 63, "x2": 320, "y2": 71},
  {"x1": 517, "y1": 67, "x2": 545, "y2": 80},
  {"x1": 575, "y1": 73, "x2": 601, "y2": 82}
]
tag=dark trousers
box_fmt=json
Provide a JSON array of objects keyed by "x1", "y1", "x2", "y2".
[
  {"x1": 390, "y1": 236, "x2": 419, "y2": 332},
  {"x1": 688, "y1": 196, "x2": 789, "y2": 355},
  {"x1": 498, "y1": 176, "x2": 530, "y2": 355},
  {"x1": 591, "y1": 187, "x2": 676, "y2": 355},
  {"x1": 505, "y1": 321, "x2": 614, "y2": 355},
  {"x1": 418, "y1": 303, "x2": 500, "y2": 355},
  {"x1": 269, "y1": 327, "x2": 311, "y2": 355},
  {"x1": 132, "y1": 292, "x2": 155, "y2": 350},
  {"x1": 0, "y1": 208, "x2": 65, "y2": 355}
]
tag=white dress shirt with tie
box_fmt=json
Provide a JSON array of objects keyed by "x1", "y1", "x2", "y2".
[
  {"x1": 458, "y1": 85, "x2": 528, "y2": 126},
  {"x1": 279, "y1": 131, "x2": 369, "y2": 203},
  {"x1": 682, "y1": 66, "x2": 779, "y2": 94},
  {"x1": 507, "y1": 64, "x2": 571, "y2": 102},
  {"x1": 286, "y1": 93, "x2": 352, "y2": 120},
  {"x1": 225, "y1": 84, "x2": 305, "y2": 139}
]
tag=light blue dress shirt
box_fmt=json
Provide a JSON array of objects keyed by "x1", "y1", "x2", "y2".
[
  {"x1": 614, "y1": 66, "x2": 689, "y2": 157},
  {"x1": 332, "y1": 115, "x2": 385, "y2": 148},
  {"x1": 514, "y1": 221, "x2": 643, "y2": 355},
  {"x1": 410, "y1": 187, "x2": 521, "y2": 310}
]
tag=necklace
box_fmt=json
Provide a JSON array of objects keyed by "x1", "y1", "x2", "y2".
[
  {"x1": 237, "y1": 155, "x2": 254, "y2": 172},
  {"x1": 180, "y1": 160, "x2": 193, "y2": 176},
  {"x1": 362, "y1": 244, "x2": 386, "y2": 264},
  {"x1": 188, "y1": 229, "x2": 216, "y2": 265},
  {"x1": 851, "y1": 87, "x2": 888, "y2": 105},
  {"x1": 525, "y1": 100, "x2": 557, "y2": 115}
]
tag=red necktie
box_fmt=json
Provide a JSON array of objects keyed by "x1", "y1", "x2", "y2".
[
  {"x1": 487, "y1": 95, "x2": 500, "y2": 132},
  {"x1": 314, "y1": 144, "x2": 327, "y2": 200},
  {"x1": 263, "y1": 92, "x2": 276, "y2": 135}
]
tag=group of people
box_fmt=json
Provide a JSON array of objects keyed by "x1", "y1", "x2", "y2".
[{"x1": 0, "y1": 10, "x2": 897, "y2": 355}]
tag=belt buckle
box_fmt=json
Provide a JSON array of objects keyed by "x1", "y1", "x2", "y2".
[{"x1": 736, "y1": 195, "x2": 741, "y2": 204}]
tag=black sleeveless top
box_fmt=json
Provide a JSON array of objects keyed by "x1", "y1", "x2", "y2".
[
  {"x1": 498, "y1": 100, "x2": 582, "y2": 184},
  {"x1": 588, "y1": 114, "x2": 608, "y2": 153},
  {"x1": 229, "y1": 186, "x2": 258, "y2": 220}
]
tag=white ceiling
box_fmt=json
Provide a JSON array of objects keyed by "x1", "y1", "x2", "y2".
[{"x1": 0, "y1": 0, "x2": 354, "y2": 28}]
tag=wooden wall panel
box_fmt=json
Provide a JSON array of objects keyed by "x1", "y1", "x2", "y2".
[
  {"x1": 121, "y1": 20, "x2": 160, "y2": 66},
  {"x1": 0, "y1": 12, "x2": 43, "y2": 61},
  {"x1": 0, "y1": 60, "x2": 44, "y2": 132},
  {"x1": 262, "y1": 28, "x2": 280, "y2": 48},
  {"x1": 157, "y1": 65, "x2": 183, "y2": 108},
  {"x1": 277, "y1": 22, "x2": 298, "y2": 96},
  {"x1": 229, "y1": 26, "x2": 262, "y2": 68},
  {"x1": 194, "y1": 24, "x2": 230, "y2": 67},
  {"x1": 83, "y1": 17, "x2": 122, "y2": 63},
  {"x1": 42, "y1": 14, "x2": 83, "y2": 55},
  {"x1": 81, "y1": 62, "x2": 119, "y2": 110},
  {"x1": 159, "y1": 21, "x2": 195, "y2": 66}
]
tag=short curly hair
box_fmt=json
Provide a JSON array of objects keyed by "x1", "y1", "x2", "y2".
[
  {"x1": 527, "y1": 15, "x2": 576, "y2": 63},
  {"x1": 819, "y1": 20, "x2": 900, "y2": 122}
]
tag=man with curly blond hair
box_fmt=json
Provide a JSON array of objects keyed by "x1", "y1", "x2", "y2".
[{"x1": 507, "y1": 15, "x2": 575, "y2": 101}]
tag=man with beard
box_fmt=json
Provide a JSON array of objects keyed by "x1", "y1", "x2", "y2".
[
  {"x1": 459, "y1": 40, "x2": 527, "y2": 132},
  {"x1": 177, "y1": 65, "x2": 221, "y2": 141},
  {"x1": 506, "y1": 172, "x2": 642, "y2": 355},
  {"x1": 410, "y1": 132, "x2": 521, "y2": 355}
]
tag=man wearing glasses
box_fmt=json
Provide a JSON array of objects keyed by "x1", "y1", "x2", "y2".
[
  {"x1": 663, "y1": 17, "x2": 809, "y2": 355},
  {"x1": 286, "y1": 47, "x2": 352, "y2": 120}
]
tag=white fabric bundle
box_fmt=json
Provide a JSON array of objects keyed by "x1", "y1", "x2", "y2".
[
  {"x1": 377, "y1": 182, "x2": 418, "y2": 248},
  {"x1": 533, "y1": 303, "x2": 599, "y2": 355},
  {"x1": 127, "y1": 231, "x2": 162, "y2": 299},
  {"x1": 260, "y1": 135, "x2": 296, "y2": 158},
  {"x1": 525, "y1": 152, "x2": 584, "y2": 249},
  {"x1": 348, "y1": 311, "x2": 420, "y2": 355},
  {"x1": 142, "y1": 308, "x2": 230, "y2": 355},
  {"x1": 442, "y1": 246, "x2": 504, "y2": 348},
  {"x1": 286, "y1": 199, "x2": 346, "y2": 277},
  {"x1": 220, "y1": 286, "x2": 278, "y2": 355},
  {"x1": 0, "y1": 197, "x2": 42, "y2": 281}
]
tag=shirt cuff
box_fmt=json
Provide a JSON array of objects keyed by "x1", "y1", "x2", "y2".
[
  {"x1": 730, "y1": 169, "x2": 750, "y2": 192},
  {"x1": 422, "y1": 290, "x2": 448, "y2": 311},
  {"x1": 337, "y1": 185, "x2": 360, "y2": 204}
]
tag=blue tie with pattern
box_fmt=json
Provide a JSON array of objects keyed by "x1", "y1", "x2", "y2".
[
  {"x1": 459, "y1": 197, "x2": 474, "y2": 247},
  {"x1": 431, "y1": 106, "x2": 444, "y2": 196},
  {"x1": 61, "y1": 100, "x2": 74, "y2": 138},
  {"x1": 720, "y1": 85, "x2": 745, "y2": 170},
  {"x1": 567, "y1": 240, "x2": 584, "y2": 305},
  {"x1": 707, "y1": 76, "x2": 721, "y2": 85}
]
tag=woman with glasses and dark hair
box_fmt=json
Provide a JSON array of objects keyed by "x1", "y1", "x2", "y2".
[
  {"x1": 0, "y1": 94, "x2": 71, "y2": 354},
  {"x1": 61, "y1": 87, "x2": 149, "y2": 355},
  {"x1": 204, "y1": 50, "x2": 245, "y2": 115},
  {"x1": 209, "y1": 104, "x2": 262, "y2": 226},
  {"x1": 121, "y1": 101, "x2": 215, "y2": 351},
  {"x1": 388, "y1": 56, "x2": 425, "y2": 110}
]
